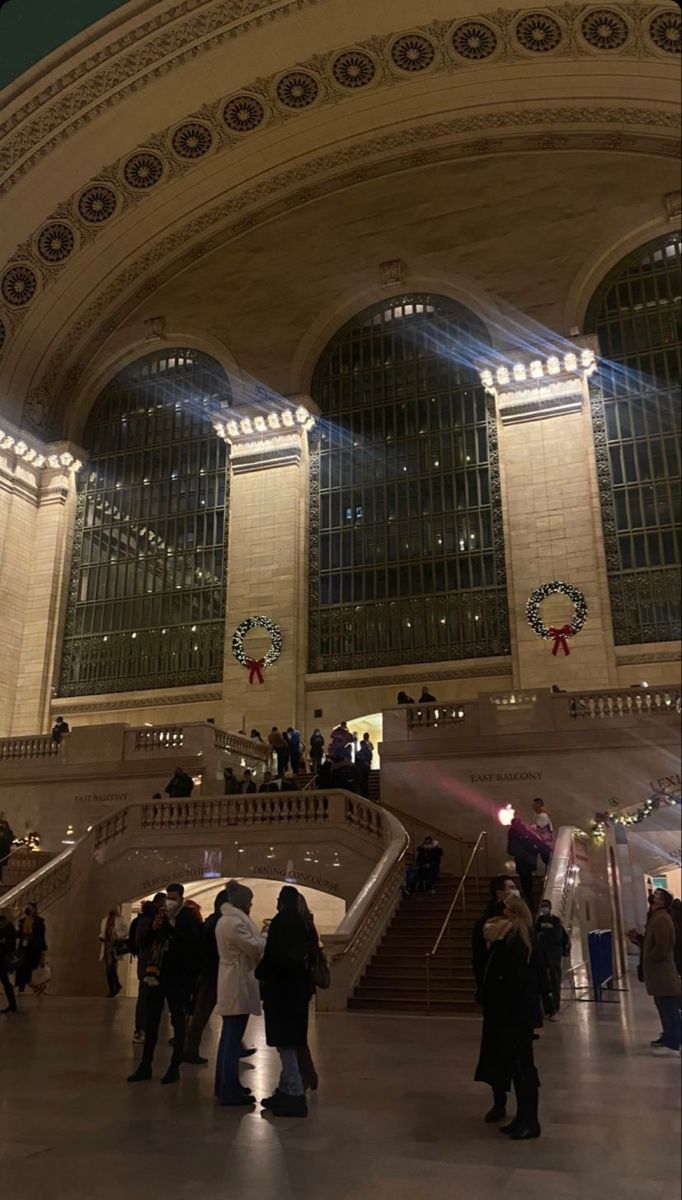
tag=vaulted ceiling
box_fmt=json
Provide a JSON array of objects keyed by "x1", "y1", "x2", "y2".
[{"x1": 0, "y1": 0, "x2": 679, "y2": 439}]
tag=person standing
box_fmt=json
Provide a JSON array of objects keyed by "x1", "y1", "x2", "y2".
[
  {"x1": 294, "y1": 893, "x2": 321, "y2": 1092},
  {"x1": 183, "y1": 887, "x2": 230, "y2": 1064},
  {"x1": 256, "y1": 885, "x2": 319, "y2": 1118},
  {"x1": 268, "y1": 727, "x2": 290, "y2": 776},
  {"x1": 164, "y1": 767, "x2": 194, "y2": 798},
  {"x1": 240, "y1": 770, "x2": 257, "y2": 794},
  {"x1": 415, "y1": 836, "x2": 444, "y2": 894},
  {"x1": 214, "y1": 884, "x2": 265, "y2": 1105},
  {"x1": 50, "y1": 716, "x2": 70, "y2": 744},
  {"x1": 309, "y1": 729, "x2": 325, "y2": 774},
  {"x1": 127, "y1": 887, "x2": 202, "y2": 1085},
  {"x1": 475, "y1": 895, "x2": 543, "y2": 1140},
  {"x1": 529, "y1": 799, "x2": 554, "y2": 869},
  {"x1": 223, "y1": 766, "x2": 239, "y2": 795},
  {"x1": 287, "y1": 728, "x2": 303, "y2": 775},
  {"x1": 15, "y1": 901, "x2": 47, "y2": 993},
  {"x1": 356, "y1": 733, "x2": 373, "y2": 798},
  {"x1": 641, "y1": 887, "x2": 681, "y2": 1056},
  {"x1": 0, "y1": 909, "x2": 18, "y2": 1013},
  {"x1": 419, "y1": 685, "x2": 436, "y2": 702},
  {"x1": 534, "y1": 900, "x2": 570, "y2": 1019},
  {"x1": 129, "y1": 898, "x2": 160, "y2": 1041},
  {"x1": 258, "y1": 771, "x2": 280, "y2": 794},
  {"x1": 0, "y1": 813, "x2": 14, "y2": 883},
  {"x1": 507, "y1": 817, "x2": 537, "y2": 906},
  {"x1": 99, "y1": 906, "x2": 129, "y2": 998},
  {"x1": 396, "y1": 691, "x2": 414, "y2": 704},
  {"x1": 328, "y1": 721, "x2": 351, "y2": 759}
]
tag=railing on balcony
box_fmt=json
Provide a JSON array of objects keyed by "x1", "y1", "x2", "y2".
[
  {"x1": 569, "y1": 689, "x2": 681, "y2": 719},
  {"x1": 212, "y1": 728, "x2": 270, "y2": 763},
  {"x1": 133, "y1": 726, "x2": 184, "y2": 751},
  {"x1": 405, "y1": 704, "x2": 467, "y2": 730},
  {"x1": 0, "y1": 735, "x2": 61, "y2": 760}
]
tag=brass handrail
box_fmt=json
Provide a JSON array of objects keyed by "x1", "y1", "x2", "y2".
[{"x1": 424, "y1": 830, "x2": 487, "y2": 1015}]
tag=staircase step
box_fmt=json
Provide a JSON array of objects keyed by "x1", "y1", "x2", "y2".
[{"x1": 348, "y1": 996, "x2": 478, "y2": 1013}]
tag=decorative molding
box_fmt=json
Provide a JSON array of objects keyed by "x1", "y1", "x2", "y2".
[
  {"x1": 379, "y1": 259, "x2": 406, "y2": 287},
  {"x1": 664, "y1": 189, "x2": 682, "y2": 221},
  {"x1": 52, "y1": 687, "x2": 223, "y2": 714},
  {"x1": 20, "y1": 103, "x2": 681, "y2": 434},
  {"x1": 305, "y1": 661, "x2": 513, "y2": 691},
  {"x1": 616, "y1": 650, "x2": 681, "y2": 665},
  {"x1": 0, "y1": 3, "x2": 679, "y2": 373}
]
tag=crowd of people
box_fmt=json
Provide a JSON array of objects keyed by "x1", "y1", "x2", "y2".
[
  {"x1": 222, "y1": 721, "x2": 377, "y2": 799},
  {"x1": 0, "y1": 899, "x2": 48, "y2": 1013},
  {"x1": 102, "y1": 880, "x2": 325, "y2": 1117}
]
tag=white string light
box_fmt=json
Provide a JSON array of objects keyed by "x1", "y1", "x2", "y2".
[
  {"x1": 478, "y1": 348, "x2": 597, "y2": 393},
  {"x1": 0, "y1": 428, "x2": 82, "y2": 474},
  {"x1": 214, "y1": 405, "x2": 316, "y2": 442}
]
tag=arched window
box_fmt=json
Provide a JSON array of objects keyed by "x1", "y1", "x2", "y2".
[
  {"x1": 58, "y1": 348, "x2": 230, "y2": 695},
  {"x1": 586, "y1": 234, "x2": 681, "y2": 643},
  {"x1": 309, "y1": 294, "x2": 508, "y2": 672}
]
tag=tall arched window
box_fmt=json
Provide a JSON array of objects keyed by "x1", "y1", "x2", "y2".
[
  {"x1": 586, "y1": 234, "x2": 681, "y2": 644},
  {"x1": 309, "y1": 294, "x2": 508, "y2": 672},
  {"x1": 59, "y1": 348, "x2": 230, "y2": 695}
]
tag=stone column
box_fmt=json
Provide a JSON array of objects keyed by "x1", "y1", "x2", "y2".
[
  {"x1": 0, "y1": 451, "x2": 39, "y2": 735},
  {"x1": 221, "y1": 426, "x2": 310, "y2": 736},
  {"x1": 491, "y1": 344, "x2": 618, "y2": 690},
  {"x1": 12, "y1": 463, "x2": 79, "y2": 734}
]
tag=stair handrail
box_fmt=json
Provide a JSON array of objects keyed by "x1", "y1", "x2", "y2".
[
  {"x1": 382, "y1": 802, "x2": 477, "y2": 873},
  {"x1": 424, "y1": 830, "x2": 487, "y2": 1014}
]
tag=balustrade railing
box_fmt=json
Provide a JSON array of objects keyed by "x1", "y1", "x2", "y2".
[
  {"x1": 133, "y1": 726, "x2": 185, "y2": 751},
  {"x1": 569, "y1": 689, "x2": 681, "y2": 719},
  {"x1": 406, "y1": 703, "x2": 467, "y2": 730},
  {"x1": 213, "y1": 728, "x2": 270, "y2": 762},
  {"x1": 0, "y1": 735, "x2": 61, "y2": 760}
]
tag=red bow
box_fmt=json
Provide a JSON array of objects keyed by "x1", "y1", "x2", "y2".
[
  {"x1": 549, "y1": 625, "x2": 572, "y2": 656},
  {"x1": 245, "y1": 657, "x2": 265, "y2": 684}
]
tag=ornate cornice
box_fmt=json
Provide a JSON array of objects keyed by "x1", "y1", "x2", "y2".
[
  {"x1": 305, "y1": 661, "x2": 512, "y2": 691},
  {"x1": 52, "y1": 686, "x2": 223, "y2": 714},
  {"x1": 0, "y1": 0, "x2": 330, "y2": 195},
  {"x1": 0, "y1": 2, "x2": 679, "y2": 401},
  {"x1": 616, "y1": 650, "x2": 681, "y2": 664},
  {"x1": 18, "y1": 103, "x2": 679, "y2": 435}
]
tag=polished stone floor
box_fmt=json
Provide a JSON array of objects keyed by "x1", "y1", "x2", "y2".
[{"x1": 0, "y1": 980, "x2": 679, "y2": 1200}]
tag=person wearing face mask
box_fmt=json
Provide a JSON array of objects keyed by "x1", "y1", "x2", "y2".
[
  {"x1": 475, "y1": 895, "x2": 543, "y2": 1140},
  {"x1": 127, "y1": 884, "x2": 202, "y2": 1085},
  {"x1": 534, "y1": 900, "x2": 570, "y2": 1020},
  {"x1": 15, "y1": 901, "x2": 47, "y2": 993}
]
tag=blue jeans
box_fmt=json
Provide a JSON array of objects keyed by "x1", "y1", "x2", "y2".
[
  {"x1": 654, "y1": 996, "x2": 681, "y2": 1050},
  {"x1": 277, "y1": 1046, "x2": 304, "y2": 1096},
  {"x1": 215, "y1": 1014, "x2": 249, "y2": 1101}
]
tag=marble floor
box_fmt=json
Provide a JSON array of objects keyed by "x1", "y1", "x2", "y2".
[{"x1": 0, "y1": 980, "x2": 679, "y2": 1200}]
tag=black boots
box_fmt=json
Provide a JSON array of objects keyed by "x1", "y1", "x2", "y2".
[
  {"x1": 501, "y1": 1075, "x2": 541, "y2": 1139},
  {"x1": 485, "y1": 1090, "x2": 507, "y2": 1122}
]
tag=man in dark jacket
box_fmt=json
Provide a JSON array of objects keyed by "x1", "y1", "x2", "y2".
[
  {"x1": 127, "y1": 886, "x2": 201, "y2": 1085},
  {"x1": 507, "y1": 817, "x2": 537, "y2": 906},
  {"x1": 183, "y1": 887, "x2": 229, "y2": 1064},
  {"x1": 164, "y1": 767, "x2": 194, "y2": 798},
  {"x1": 0, "y1": 909, "x2": 17, "y2": 1013},
  {"x1": 535, "y1": 900, "x2": 570, "y2": 1018}
]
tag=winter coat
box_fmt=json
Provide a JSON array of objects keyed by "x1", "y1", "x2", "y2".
[
  {"x1": 474, "y1": 927, "x2": 541, "y2": 1091},
  {"x1": 255, "y1": 908, "x2": 318, "y2": 1047},
  {"x1": 164, "y1": 771, "x2": 194, "y2": 798},
  {"x1": 472, "y1": 899, "x2": 505, "y2": 991},
  {"x1": 535, "y1": 914, "x2": 570, "y2": 965},
  {"x1": 507, "y1": 820, "x2": 537, "y2": 868},
  {"x1": 0, "y1": 921, "x2": 16, "y2": 964},
  {"x1": 215, "y1": 903, "x2": 265, "y2": 1016},
  {"x1": 642, "y1": 908, "x2": 681, "y2": 997},
  {"x1": 137, "y1": 905, "x2": 202, "y2": 982},
  {"x1": 98, "y1": 914, "x2": 128, "y2": 961},
  {"x1": 16, "y1": 914, "x2": 47, "y2": 970}
]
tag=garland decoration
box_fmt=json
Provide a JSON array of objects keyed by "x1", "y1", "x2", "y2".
[
  {"x1": 526, "y1": 580, "x2": 588, "y2": 655},
  {"x1": 232, "y1": 615, "x2": 283, "y2": 684},
  {"x1": 590, "y1": 781, "x2": 682, "y2": 843}
]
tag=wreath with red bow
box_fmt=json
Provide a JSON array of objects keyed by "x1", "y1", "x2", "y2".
[
  {"x1": 526, "y1": 580, "x2": 588, "y2": 656},
  {"x1": 232, "y1": 615, "x2": 283, "y2": 683}
]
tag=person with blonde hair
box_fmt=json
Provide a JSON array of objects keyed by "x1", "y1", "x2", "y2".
[{"x1": 474, "y1": 892, "x2": 543, "y2": 1139}]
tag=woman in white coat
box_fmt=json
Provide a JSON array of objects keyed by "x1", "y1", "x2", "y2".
[
  {"x1": 214, "y1": 882, "x2": 265, "y2": 1106},
  {"x1": 99, "y1": 906, "x2": 129, "y2": 997}
]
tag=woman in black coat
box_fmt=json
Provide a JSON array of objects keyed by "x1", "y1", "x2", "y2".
[
  {"x1": 475, "y1": 895, "x2": 542, "y2": 1140},
  {"x1": 256, "y1": 886, "x2": 318, "y2": 1119}
]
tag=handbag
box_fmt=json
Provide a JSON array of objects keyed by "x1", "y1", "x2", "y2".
[
  {"x1": 114, "y1": 938, "x2": 129, "y2": 957},
  {"x1": 31, "y1": 959, "x2": 51, "y2": 992},
  {"x1": 311, "y1": 946, "x2": 330, "y2": 990}
]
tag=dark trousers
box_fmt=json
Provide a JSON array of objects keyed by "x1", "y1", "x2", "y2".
[
  {"x1": 15, "y1": 954, "x2": 38, "y2": 992},
  {"x1": 654, "y1": 995, "x2": 681, "y2": 1050},
  {"x1": 297, "y1": 1043, "x2": 318, "y2": 1090},
  {"x1": 511, "y1": 1035, "x2": 540, "y2": 1124},
  {"x1": 276, "y1": 748, "x2": 289, "y2": 774},
  {"x1": 105, "y1": 955, "x2": 121, "y2": 997},
  {"x1": 140, "y1": 978, "x2": 186, "y2": 1070},
  {"x1": 134, "y1": 983, "x2": 147, "y2": 1034},
  {"x1": 0, "y1": 959, "x2": 16, "y2": 1010},
  {"x1": 184, "y1": 975, "x2": 217, "y2": 1057},
  {"x1": 215, "y1": 1013, "x2": 249, "y2": 1102},
  {"x1": 515, "y1": 860, "x2": 535, "y2": 906},
  {"x1": 357, "y1": 765, "x2": 370, "y2": 798},
  {"x1": 547, "y1": 960, "x2": 562, "y2": 1014},
  {"x1": 290, "y1": 751, "x2": 301, "y2": 773}
]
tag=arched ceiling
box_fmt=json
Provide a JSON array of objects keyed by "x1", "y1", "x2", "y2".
[
  {"x1": 0, "y1": 0, "x2": 679, "y2": 437},
  {"x1": 0, "y1": 0, "x2": 131, "y2": 90}
]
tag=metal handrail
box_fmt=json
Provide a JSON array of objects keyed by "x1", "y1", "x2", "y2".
[{"x1": 425, "y1": 830, "x2": 487, "y2": 1015}]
